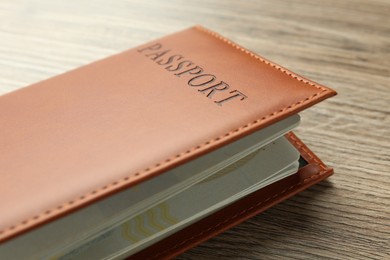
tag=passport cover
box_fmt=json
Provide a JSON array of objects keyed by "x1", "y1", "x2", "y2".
[{"x1": 0, "y1": 26, "x2": 336, "y2": 255}]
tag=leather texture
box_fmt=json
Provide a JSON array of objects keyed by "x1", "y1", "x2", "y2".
[
  {"x1": 130, "y1": 132, "x2": 334, "y2": 259},
  {"x1": 0, "y1": 26, "x2": 336, "y2": 242}
]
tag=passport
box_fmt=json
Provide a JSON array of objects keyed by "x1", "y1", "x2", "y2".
[{"x1": 0, "y1": 26, "x2": 337, "y2": 259}]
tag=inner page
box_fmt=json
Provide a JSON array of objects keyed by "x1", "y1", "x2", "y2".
[{"x1": 52, "y1": 136, "x2": 300, "y2": 259}]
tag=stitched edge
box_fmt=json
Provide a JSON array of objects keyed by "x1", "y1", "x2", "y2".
[
  {"x1": 0, "y1": 27, "x2": 333, "y2": 238},
  {"x1": 146, "y1": 133, "x2": 330, "y2": 260},
  {"x1": 286, "y1": 132, "x2": 327, "y2": 171},
  {"x1": 194, "y1": 26, "x2": 328, "y2": 92}
]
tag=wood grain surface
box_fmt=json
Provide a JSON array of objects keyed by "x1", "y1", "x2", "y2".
[{"x1": 0, "y1": 0, "x2": 389, "y2": 259}]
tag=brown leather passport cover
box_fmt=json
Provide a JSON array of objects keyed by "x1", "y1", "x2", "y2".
[{"x1": 0, "y1": 25, "x2": 336, "y2": 254}]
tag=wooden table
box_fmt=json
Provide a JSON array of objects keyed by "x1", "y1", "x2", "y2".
[{"x1": 0, "y1": 0, "x2": 389, "y2": 259}]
